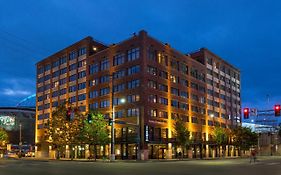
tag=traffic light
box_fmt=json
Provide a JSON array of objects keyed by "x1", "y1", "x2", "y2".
[
  {"x1": 108, "y1": 118, "x2": 113, "y2": 126},
  {"x1": 87, "y1": 113, "x2": 92, "y2": 123},
  {"x1": 274, "y1": 104, "x2": 281, "y2": 116},
  {"x1": 66, "y1": 108, "x2": 71, "y2": 121},
  {"x1": 243, "y1": 108, "x2": 249, "y2": 119}
]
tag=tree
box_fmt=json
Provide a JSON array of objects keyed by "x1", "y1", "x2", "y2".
[
  {"x1": 173, "y1": 117, "x2": 190, "y2": 159},
  {"x1": 0, "y1": 128, "x2": 8, "y2": 155},
  {"x1": 232, "y1": 126, "x2": 258, "y2": 155},
  {"x1": 45, "y1": 103, "x2": 83, "y2": 159},
  {"x1": 213, "y1": 127, "x2": 229, "y2": 157},
  {"x1": 80, "y1": 111, "x2": 110, "y2": 161}
]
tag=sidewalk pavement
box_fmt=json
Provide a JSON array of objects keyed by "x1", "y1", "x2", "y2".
[{"x1": 19, "y1": 155, "x2": 263, "y2": 163}]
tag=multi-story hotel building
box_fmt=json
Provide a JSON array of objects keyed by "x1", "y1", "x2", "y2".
[{"x1": 36, "y1": 30, "x2": 241, "y2": 159}]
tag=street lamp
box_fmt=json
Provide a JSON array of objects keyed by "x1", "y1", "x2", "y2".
[{"x1": 110, "y1": 94, "x2": 126, "y2": 161}]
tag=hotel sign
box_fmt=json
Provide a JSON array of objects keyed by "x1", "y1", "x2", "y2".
[{"x1": 0, "y1": 116, "x2": 15, "y2": 130}]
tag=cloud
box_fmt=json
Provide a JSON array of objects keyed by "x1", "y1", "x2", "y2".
[
  {"x1": 2, "y1": 88, "x2": 32, "y2": 96},
  {"x1": 0, "y1": 78, "x2": 34, "y2": 99}
]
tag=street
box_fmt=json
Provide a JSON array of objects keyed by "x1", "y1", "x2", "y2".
[{"x1": 0, "y1": 157, "x2": 281, "y2": 175}]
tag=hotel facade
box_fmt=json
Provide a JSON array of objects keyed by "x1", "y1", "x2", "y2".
[{"x1": 36, "y1": 30, "x2": 241, "y2": 159}]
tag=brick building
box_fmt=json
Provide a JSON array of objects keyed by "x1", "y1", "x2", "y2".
[{"x1": 36, "y1": 30, "x2": 241, "y2": 159}]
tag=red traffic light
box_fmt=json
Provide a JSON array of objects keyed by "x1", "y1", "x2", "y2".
[
  {"x1": 243, "y1": 108, "x2": 249, "y2": 119},
  {"x1": 274, "y1": 104, "x2": 281, "y2": 116}
]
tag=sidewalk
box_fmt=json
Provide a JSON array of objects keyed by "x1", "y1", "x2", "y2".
[{"x1": 17, "y1": 156, "x2": 281, "y2": 163}]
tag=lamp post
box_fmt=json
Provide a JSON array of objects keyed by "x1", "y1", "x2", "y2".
[{"x1": 19, "y1": 122, "x2": 22, "y2": 158}]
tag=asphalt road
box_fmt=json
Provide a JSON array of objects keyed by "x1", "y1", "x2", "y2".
[{"x1": 0, "y1": 157, "x2": 281, "y2": 175}]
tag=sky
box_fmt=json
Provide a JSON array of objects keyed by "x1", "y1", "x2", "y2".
[{"x1": 0, "y1": 0, "x2": 280, "y2": 110}]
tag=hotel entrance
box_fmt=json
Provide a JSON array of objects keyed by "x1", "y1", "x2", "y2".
[{"x1": 149, "y1": 144, "x2": 167, "y2": 159}]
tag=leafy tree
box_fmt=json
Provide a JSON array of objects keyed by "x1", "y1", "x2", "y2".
[
  {"x1": 0, "y1": 128, "x2": 8, "y2": 154},
  {"x1": 213, "y1": 127, "x2": 229, "y2": 157},
  {"x1": 45, "y1": 103, "x2": 83, "y2": 159},
  {"x1": 232, "y1": 126, "x2": 258, "y2": 155},
  {"x1": 80, "y1": 111, "x2": 110, "y2": 161},
  {"x1": 173, "y1": 117, "x2": 190, "y2": 159}
]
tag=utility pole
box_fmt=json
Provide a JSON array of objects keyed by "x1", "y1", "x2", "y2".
[{"x1": 19, "y1": 122, "x2": 22, "y2": 158}]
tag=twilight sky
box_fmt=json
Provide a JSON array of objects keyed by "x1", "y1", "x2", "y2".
[{"x1": 0, "y1": 0, "x2": 280, "y2": 110}]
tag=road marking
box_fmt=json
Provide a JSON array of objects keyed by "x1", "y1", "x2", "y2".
[{"x1": 266, "y1": 162, "x2": 280, "y2": 166}]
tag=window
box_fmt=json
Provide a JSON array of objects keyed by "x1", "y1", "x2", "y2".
[
  {"x1": 52, "y1": 60, "x2": 59, "y2": 68},
  {"x1": 100, "y1": 100, "x2": 110, "y2": 108},
  {"x1": 52, "y1": 91, "x2": 58, "y2": 97},
  {"x1": 70, "y1": 64, "x2": 77, "y2": 72},
  {"x1": 128, "y1": 79, "x2": 140, "y2": 89},
  {"x1": 38, "y1": 67, "x2": 44, "y2": 74},
  {"x1": 100, "y1": 87, "x2": 110, "y2": 96},
  {"x1": 78, "y1": 82, "x2": 86, "y2": 90},
  {"x1": 171, "y1": 87, "x2": 179, "y2": 96},
  {"x1": 148, "y1": 95, "x2": 157, "y2": 103},
  {"x1": 60, "y1": 88, "x2": 67, "y2": 95},
  {"x1": 113, "y1": 98, "x2": 126, "y2": 105},
  {"x1": 147, "y1": 80, "x2": 157, "y2": 89},
  {"x1": 89, "y1": 78, "x2": 99, "y2": 86},
  {"x1": 147, "y1": 66, "x2": 157, "y2": 76},
  {"x1": 59, "y1": 56, "x2": 67, "y2": 65},
  {"x1": 78, "y1": 60, "x2": 86, "y2": 68},
  {"x1": 89, "y1": 102, "x2": 99, "y2": 109},
  {"x1": 113, "y1": 83, "x2": 125, "y2": 92},
  {"x1": 192, "y1": 117, "x2": 198, "y2": 124},
  {"x1": 127, "y1": 94, "x2": 140, "y2": 103},
  {"x1": 170, "y1": 74, "x2": 177, "y2": 83},
  {"x1": 100, "y1": 58, "x2": 110, "y2": 70},
  {"x1": 78, "y1": 71, "x2": 86, "y2": 79},
  {"x1": 115, "y1": 110, "x2": 124, "y2": 118},
  {"x1": 191, "y1": 106, "x2": 199, "y2": 113},
  {"x1": 179, "y1": 64, "x2": 188, "y2": 75},
  {"x1": 127, "y1": 108, "x2": 140, "y2": 117},
  {"x1": 60, "y1": 68, "x2": 67, "y2": 75},
  {"x1": 159, "y1": 111, "x2": 168, "y2": 119},
  {"x1": 191, "y1": 94, "x2": 199, "y2": 102},
  {"x1": 191, "y1": 82, "x2": 198, "y2": 90},
  {"x1": 190, "y1": 67, "x2": 198, "y2": 79},
  {"x1": 69, "y1": 96, "x2": 76, "y2": 103},
  {"x1": 159, "y1": 97, "x2": 168, "y2": 105},
  {"x1": 149, "y1": 109, "x2": 157, "y2": 117},
  {"x1": 171, "y1": 100, "x2": 178, "y2": 108},
  {"x1": 157, "y1": 53, "x2": 168, "y2": 66},
  {"x1": 44, "y1": 74, "x2": 51, "y2": 81},
  {"x1": 44, "y1": 64, "x2": 51, "y2": 71},
  {"x1": 113, "y1": 53, "x2": 125, "y2": 66},
  {"x1": 52, "y1": 71, "x2": 59, "y2": 78},
  {"x1": 180, "y1": 91, "x2": 188, "y2": 98},
  {"x1": 89, "y1": 63, "x2": 99, "y2": 74},
  {"x1": 180, "y1": 78, "x2": 188, "y2": 87},
  {"x1": 78, "y1": 94, "x2": 86, "y2": 101},
  {"x1": 159, "y1": 71, "x2": 168, "y2": 79},
  {"x1": 37, "y1": 77, "x2": 44, "y2": 83},
  {"x1": 147, "y1": 47, "x2": 156, "y2": 61},
  {"x1": 100, "y1": 75, "x2": 110, "y2": 83},
  {"x1": 69, "y1": 51, "x2": 77, "y2": 60},
  {"x1": 69, "y1": 85, "x2": 76, "y2": 92},
  {"x1": 179, "y1": 103, "x2": 188, "y2": 111},
  {"x1": 128, "y1": 48, "x2": 140, "y2": 61},
  {"x1": 52, "y1": 101, "x2": 58, "y2": 107},
  {"x1": 128, "y1": 65, "x2": 140, "y2": 75},
  {"x1": 69, "y1": 74, "x2": 76, "y2": 82},
  {"x1": 113, "y1": 70, "x2": 125, "y2": 79},
  {"x1": 89, "y1": 90, "x2": 98, "y2": 98},
  {"x1": 158, "y1": 84, "x2": 168, "y2": 92},
  {"x1": 78, "y1": 47, "x2": 86, "y2": 56},
  {"x1": 170, "y1": 60, "x2": 178, "y2": 70}
]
